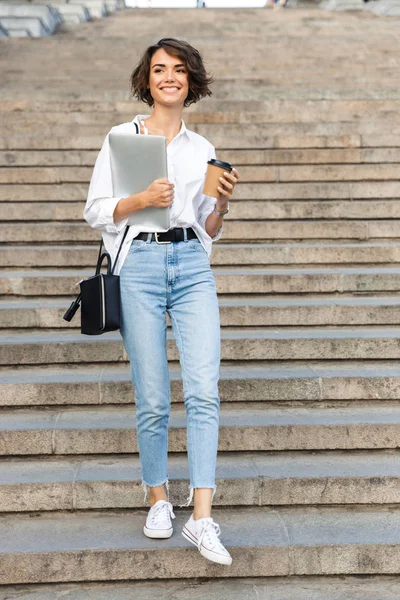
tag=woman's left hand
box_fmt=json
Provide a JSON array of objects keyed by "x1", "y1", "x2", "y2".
[{"x1": 217, "y1": 167, "x2": 240, "y2": 206}]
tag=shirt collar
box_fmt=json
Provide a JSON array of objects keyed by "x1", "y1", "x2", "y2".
[{"x1": 133, "y1": 114, "x2": 189, "y2": 141}]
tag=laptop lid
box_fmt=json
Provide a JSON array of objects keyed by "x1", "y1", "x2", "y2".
[{"x1": 109, "y1": 129, "x2": 170, "y2": 230}]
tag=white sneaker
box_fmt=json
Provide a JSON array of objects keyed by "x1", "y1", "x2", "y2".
[
  {"x1": 143, "y1": 499, "x2": 176, "y2": 539},
  {"x1": 182, "y1": 514, "x2": 233, "y2": 565}
]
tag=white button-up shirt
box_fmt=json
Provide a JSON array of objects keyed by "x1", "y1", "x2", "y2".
[{"x1": 83, "y1": 113, "x2": 223, "y2": 275}]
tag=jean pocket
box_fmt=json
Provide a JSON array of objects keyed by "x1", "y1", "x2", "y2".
[
  {"x1": 187, "y1": 238, "x2": 207, "y2": 254},
  {"x1": 129, "y1": 239, "x2": 147, "y2": 252}
]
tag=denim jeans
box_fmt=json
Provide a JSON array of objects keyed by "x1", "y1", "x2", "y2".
[{"x1": 119, "y1": 232, "x2": 220, "y2": 508}]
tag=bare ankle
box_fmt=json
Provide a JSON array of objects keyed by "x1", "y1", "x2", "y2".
[
  {"x1": 149, "y1": 483, "x2": 168, "y2": 507},
  {"x1": 193, "y1": 511, "x2": 211, "y2": 520},
  {"x1": 150, "y1": 494, "x2": 168, "y2": 507}
]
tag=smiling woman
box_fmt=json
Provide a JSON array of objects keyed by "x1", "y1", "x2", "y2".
[
  {"x1": 130, "y1": 37, "x2": 214, "y2": 108},
  {"x1": 83, "y1": 36, "x2": 239, "y2": 568}
]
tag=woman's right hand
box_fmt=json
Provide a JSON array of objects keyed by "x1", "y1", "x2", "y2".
[
  {"x1": 113, "y1": 179, "x2": 174, "y2": 224},
  {"x1": 143, "y1": 178, "x2": 174, "y2": 208}
]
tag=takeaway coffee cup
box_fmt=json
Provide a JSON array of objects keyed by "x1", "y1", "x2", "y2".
[{"x1": 203, "y1": 159, "x2": 233, "y2": 199}]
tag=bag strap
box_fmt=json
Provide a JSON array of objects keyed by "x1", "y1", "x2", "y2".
[
  {"x1": 95, "y1": 120, "x2": 139, "y2": 274},
  {"x1": 111, "y1": 225, "x2": 130, "y2": 274}
]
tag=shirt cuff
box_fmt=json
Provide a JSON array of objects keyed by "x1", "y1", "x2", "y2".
[
  {"x1": 99, "y1": 197, "x2": 129, "y2": 233},
  {"x1": 210, "y1": 223, "x2": 223, "y2": 241},
  {"x1": 198, "y1": 209, "x2": 224, "y2": 242}
]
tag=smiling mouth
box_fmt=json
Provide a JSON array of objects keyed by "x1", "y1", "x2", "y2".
[{"x1": 161, "y1": 87, "x2": 180, "y2": 92}]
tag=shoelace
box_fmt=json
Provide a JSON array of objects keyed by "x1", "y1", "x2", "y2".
[
  {"x1": 148, "y1": 501, "x2": 176, "y2": 526},
  {"x1": 197, "y1": 518, "x2": 224, "y2": 551}
]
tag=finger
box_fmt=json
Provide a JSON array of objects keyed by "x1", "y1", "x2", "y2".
[
  {"x1": 231, "y1": 168, "x2": 240, "y2": 180},
  {"x1": 224, "y1": 172, "x2": 237, "y2": 183},
  {"x1": 217, "y1": 186, "x2": 230, "y2": 196},
  {"x1": 219, "y1": 177, "x2": 233, "y2": 191}
]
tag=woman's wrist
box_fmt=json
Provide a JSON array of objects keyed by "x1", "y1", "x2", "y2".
[
  {"x1": 214, "y1": 202, "x2": 229, "y2": 216},
  {"x1": 113, "y1": 191, "x2": 148, "y2": 223},
  {"x1": 216, "y1": 195, "x2": 229, "y2": 209}
]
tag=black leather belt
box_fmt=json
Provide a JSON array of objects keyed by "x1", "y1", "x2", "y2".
[{"x1": 134, "y1": 227, "x2": 198, "y2": 244}]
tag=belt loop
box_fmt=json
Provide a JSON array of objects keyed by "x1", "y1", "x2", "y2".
[
  {"x1": 146, "y1": 233, "x2": 152, "y2": 244},
  {"x1": 183, "y1": 227, "x2": 188, "y2": 242}
]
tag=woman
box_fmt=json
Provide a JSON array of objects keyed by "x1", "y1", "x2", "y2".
[{"x1": 84, "y1": 38, "x2": 239, "y2": 566}]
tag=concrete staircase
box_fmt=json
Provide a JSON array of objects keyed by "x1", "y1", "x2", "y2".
[
  {"x1": 0, "y1": 0, "x2": 126, "y2": 38},
  {"x1": 2, "y1": 5, "x2": 400, "y2": 597}
]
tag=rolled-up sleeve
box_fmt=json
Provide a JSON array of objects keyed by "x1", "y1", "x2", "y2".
[
  {"x1": 83, "y1": 130, "x2": 128, "y2": 234},
  {"x1": 197, "y1": 143, "x2": 223, "y2": 241}
]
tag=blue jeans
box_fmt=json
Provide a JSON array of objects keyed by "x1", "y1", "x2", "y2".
[{"x1": 119, "y1": 232, "x2": 221, "y2": 508}]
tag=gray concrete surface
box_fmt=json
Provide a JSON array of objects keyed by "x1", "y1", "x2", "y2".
[
  {"x1": 2, "y1": 576, "x2": 400, "y2": 600},
  {"x1": 1, "y1": 450, "x2": 400, "y2": 511},
  {"x1": 2, "y1": 507, "x2": 400, "y2": 583}
]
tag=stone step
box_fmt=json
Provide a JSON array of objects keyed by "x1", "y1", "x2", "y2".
[
  {"x1": 0, "y1": 10, "x2": 395, "y2": 31},
  {"x1": 0, "y1": 133, "x2": 365, "y2": 153},
  {"x1": 3, "y1": 99, "x2": 400, "y2": 121},
  {"x1": 3, "y1": 97, "x2": 400, "y2": 116},
  {"x1": 2, "y1": 121, "x2": 400, "y2": 141},
  {"x1": 2, "y1": 243, "x2": 400, "y2": 270},
  {"x1": 2, "y1": 266, "x2": 400, "y2": 297},
  {"x1": 9, "y1": 45, "x2": 396, "y2": 61},
  {"x1": 1, "y1": 450, "x2": 399, "y2": 512},
  {"x1": 0, "y1": 16, "x2": 49, "y2": 38},
  {"x1": 2, "y1": 327, "x2": 400, "y2": 365},
  {"x1": 3, "y1": 220, "x2": 400, "y2": 244},
  {"x1": 2, "y1": 295, "x2": 400, "y2": 329},
  {"x1": 4, "y1": 109, "x2": 400, "y2": 127},
  {"x1": 3, "y1": 164, "x2": 400, "y2": 185},
  {"x1": 1, "y1": 401, "x2": 400, "y2": 455},
  {"x1": 4, "y1": 72, "x2": 400, "y2": 92},
  {"x1": 2, "y1": 147, "x2": 400, "y2": 167},
  {"x1": 1, "y1": 506, "x2": 400, "y2": 583},
  {"x1": 6, "y1": 199, "x2": 400, "y2": 222},
  {"x1": 3, "y1": 181, "x2": 400, "y2": 201},
  {"x1": 2, "y1": 361, "x2": 399, "y2": 407},
  {"x1": 0, "y1": 577, "x2": 399, "y2": 600},
  {"x1": 0, "y1": 95, "x2": 397, "y2": 111},
  {"x1": 4, "y1": 133, "x2": 397, "y2": 151},
  {"x1": 3, "y1": 51, "x2": 400, "y2": 70},
  {"x1": 3, "y1": 86, "x2": 400, "y2": 101}
]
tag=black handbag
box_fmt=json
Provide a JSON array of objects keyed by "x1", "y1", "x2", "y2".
[{"x1": 63, "y1": 226, "x2": 130, "y2": 335}]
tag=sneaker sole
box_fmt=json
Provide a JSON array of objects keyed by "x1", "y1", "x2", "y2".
[
  {"x1": 143, "y1": 525, "x2": 173, "y2": 539},
  {"x1": 182, "y1": 525, "x2": 233, "y2": 566}
]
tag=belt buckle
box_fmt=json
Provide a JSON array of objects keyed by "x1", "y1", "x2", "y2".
[{"x1": 154, "y1": 232, "x2": 171, "y2": 245}]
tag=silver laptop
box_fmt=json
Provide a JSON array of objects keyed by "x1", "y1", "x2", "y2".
[{"x1": 109, "y1": 129, "x2": 170, "y2": 230}]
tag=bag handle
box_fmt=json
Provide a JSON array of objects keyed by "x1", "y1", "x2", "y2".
[{"x1": 95, "y1": 251, "x2": 112, "y2": 275}]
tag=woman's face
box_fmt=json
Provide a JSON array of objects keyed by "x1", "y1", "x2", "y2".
[{"x1": 148, "y1": 48, "x2": 189, "y2": 108}]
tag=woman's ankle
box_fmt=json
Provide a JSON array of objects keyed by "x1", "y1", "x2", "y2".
[
  {"x1": 149, "y1": 484, "x2": 169, "y2": 506},
  {"x1": 193, "y1": 510, "x2": 211, "y2": 520},
  {"x1": 150, "y1": 496, "x2": 168, "y2": 507}
]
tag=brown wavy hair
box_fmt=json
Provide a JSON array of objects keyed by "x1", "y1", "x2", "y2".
[{"x1": 130, "y1": 38, "x2": 214, "y2": 108}]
